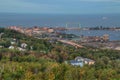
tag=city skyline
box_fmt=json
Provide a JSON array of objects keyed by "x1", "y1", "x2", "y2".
[{"x1": 0, "y1": 0, "x2": 120, "y2": 14}]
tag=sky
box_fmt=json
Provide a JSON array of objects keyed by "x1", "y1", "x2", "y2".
[{"x1": 0, "y1": 0, "x2": 120, "y2": 14}]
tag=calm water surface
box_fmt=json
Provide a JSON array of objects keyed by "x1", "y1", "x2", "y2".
[
  {"x1": 0, "y1": 13, "x2": 120, "y2": 41},
  {"x1": 67, "y1": 30, "x2": 120, "y2": 41}
]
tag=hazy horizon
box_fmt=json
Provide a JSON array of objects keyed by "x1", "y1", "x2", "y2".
[
  {"x1": 0, "y1": 0, "x2": 120, "y2": 27},
  {"x1": 0, "y1": 13, "x2": 120, "y2": 27},
  {"x1": 0, "y1": 0, "x2": 120, "y2": 14}
]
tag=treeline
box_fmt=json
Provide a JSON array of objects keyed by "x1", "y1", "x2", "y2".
[
  {"x1": 0, "y1": 28, "x2": 27, "y2": 39},
  {"x1": 0, "y1": 61, "x2": 119, "y2": 80},
  {"x1": 89, "y1": 26, "x2": 120, "y2": 30},
  {"x1": 0, "y1": 46, "x2": 120, "y2": 80}
]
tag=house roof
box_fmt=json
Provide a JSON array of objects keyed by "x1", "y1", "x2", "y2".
[
  {"x1": 75, "y1": 56, "x2": 83, "y2": 59},
  {"x1": 70, "y1": 60, "x2": 83, "y2": 63},
  {"x1": 75, "y1": 56, "x2": 95, "y2": 62},
  {"x1": 70, "y1": 60, "x2": 84, "y2": 67},
  {"x1": 75, "y1": 56, "x2": 84, "y2": 59}
]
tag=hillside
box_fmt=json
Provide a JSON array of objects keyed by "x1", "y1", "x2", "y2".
[{"x1": 0, "y1": 28, "x2": 120, "y2": 80}]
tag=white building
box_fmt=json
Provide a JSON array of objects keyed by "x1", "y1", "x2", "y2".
[
  {"x1": 21, "y1": 43, "x2": 27, "y2": 48},
  {"x1": 9, "y1": 46, "x2": 15, "y2": 49}
]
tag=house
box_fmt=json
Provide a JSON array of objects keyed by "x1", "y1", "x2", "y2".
[
  {"x1": 10, "y1": 38, "x2": 17, "y2": 45},
  {"x1": 17, "y1": 47, "x2": 26, "y2": 51},
  {"x1": 11, "y1": 41, "x2": 16, "y2": 45},
  {"x1": 21, "y1": 43, "x2": 27, "y2": 49},
  {"x1": 70, "y1": 56, "x2": 95, "y2": 67},
  {"x1": 70, "y1": 59, "x2": 84, "y2": 67},
  {"x1": 0, "y1": 46, "x2": 4, "y2": 48},
  {"x1": 70, "y1": 57, "x2": 84, "y2": 67},
  {"x1": 84, "y1": 58, "x2": 95, "y2": 65},
  {"x1": 115, "y1": 47, "x2": 120, "y2": 50},
  {"x1": 9, "y1": 46, "x2": 26, "y2": 51},
  {"x1": 48, "y1": 28, "x2": 54, "y2": 33},
  {"x1": 9, "y1": 46, "x2": 15, "y2": 49}
]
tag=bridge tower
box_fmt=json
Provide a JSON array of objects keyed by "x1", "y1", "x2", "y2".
[
  {"x1": 66, "y1": 22, "x2": 81, "y2": 29},
  {"x1": 65, "y1": 23, "x2": 82, "y2": 41}
]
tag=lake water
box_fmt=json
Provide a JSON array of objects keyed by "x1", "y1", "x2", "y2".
[
  {"x1": 0, "y1": 13, "x2": 120, "y2": 27},
  {"x1": 0, "y1": 13, "x2": 120, "y2": 41},
  {"x1": 66, "y1": 30, "x2": 120, "y2": 41}
]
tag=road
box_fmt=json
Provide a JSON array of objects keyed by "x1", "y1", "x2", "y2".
[{"x1": 58, "y1": 39, "x2": 83, "y2": 48}]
